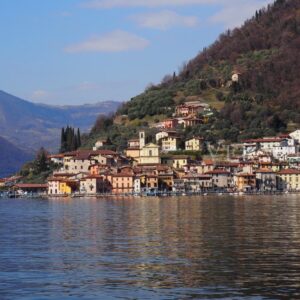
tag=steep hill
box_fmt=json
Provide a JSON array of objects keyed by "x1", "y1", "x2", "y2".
[
  {"x1": 0, "y1": 90, "x2": 120, "y2": 152},
  {"x1": 0, "y1": 136, "x2": 32, "y2": 177},
  {"x1": 85, "y1": 0, "x2": 300, "y2": 148}
]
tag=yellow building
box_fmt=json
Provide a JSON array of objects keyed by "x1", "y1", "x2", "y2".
[
  {"x1": 172, "y1": 155, "x2": 190, "y2": 169},
  {"x1": 277, "y1": 169, "x2": 300, "y2": 191},
  {"x1": 161, "y1": 136, "x2": 180, "y2": 152},
  {"x1": 233, "y1": 173, "x2": 256, "y2": 192},
  {"x1": 185, "y1": 137, "x2": 204, "y2": 151},
  {"x1": 140, "y1": 143, "x2": 161, "y2": 165},
  {"x1": 48, "y1": 178, "x2": 78, "y2": 195},
  {"x1": 125, "y1": 148, "x2": 140, "y2": 161}
]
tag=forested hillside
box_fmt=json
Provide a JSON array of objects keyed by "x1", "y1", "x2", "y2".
[{"x1": 85, "y1": 0, "x2": 300, "y2": 149}]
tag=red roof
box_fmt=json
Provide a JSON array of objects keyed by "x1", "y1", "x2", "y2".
[
  {"x1": 277, "y1": 169, "x2": 300, "y2": 175},
  {"x1": 243, "y1": 138, "x2": 283, "y2": 143},
  {"x1": 64, "y1": 149, "x2": 117, "y2": 158},
  {"x1": 205, "y1": 169, "x2": 230, "y2": 175},
  {"x1": 112, "y1": 173, "x2": 134, "y2": 178},
  {"x1": 255, "y1": 168, "x2": 274, "y2": 173},
  {"x1": 48, "y1": 154, "x2": 64, "y2": 159},
  {"x1": 202, "y1": 159, "x2": 214, "y2": 165},
  {"x1": 82, "y1": 175, "x2": 103, "y2": 180},
  {"x1": 15, "y1": 184, "x2": 48, "y2": 189}
]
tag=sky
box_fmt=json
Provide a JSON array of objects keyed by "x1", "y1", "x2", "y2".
[{"x1": 0, "y1": 0, "x2": 273, "y2": 105}]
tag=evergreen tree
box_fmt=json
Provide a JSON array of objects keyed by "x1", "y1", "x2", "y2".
[
  {"x1": 77, "y1": 128, "x2": 81, "y2": 147},
  {"x1": 60, "y1": 126, "x2": 82, "y2": 153},
  {"x1": 34, "y1": 147, "x2": 48, "y2": 174}
]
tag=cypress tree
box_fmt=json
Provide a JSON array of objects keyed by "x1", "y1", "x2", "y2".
[{"x1": 77, "y1": 128, "x2": 81, "y2": 147}]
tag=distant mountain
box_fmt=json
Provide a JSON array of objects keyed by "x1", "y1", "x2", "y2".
[
  {"x1": 0, "y1": 136, "x2": 33, "y2": 177},
  {"x1": 0, "y1": 90, "x2": 121, "y2": 152}
]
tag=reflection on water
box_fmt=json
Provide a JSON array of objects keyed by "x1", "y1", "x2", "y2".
[{"x1": 1, "y1": 196, "x2": 300, "y2": 299}]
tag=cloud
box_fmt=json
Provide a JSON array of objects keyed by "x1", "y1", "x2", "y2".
[
  {"x1": 31, "y1": 90, "x2": 49, "y2": 100},
  {"x1": 64, "y1": 30, "x2": 150, "y2": 53},
  {"x1": 131, "y1": 10, "x2": 198, "y2": 30},
  {"x1": 82, "y1": 0, "x2": 224, "y2": 9},
  {"x1": 81, "y1": 0, "x2": 274, "y2": 29},
  {"x1": 210, "y1": 0, "x2": 273, "y2": 28}
]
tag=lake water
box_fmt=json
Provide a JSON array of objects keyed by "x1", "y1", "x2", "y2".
[{"x1": 1, "y1": 195, "x2": 300, "y2": 299}]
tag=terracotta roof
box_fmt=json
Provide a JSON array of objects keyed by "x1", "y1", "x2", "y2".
[
  {"x1": 235, "y1": 173, "x2": 255, "y2": 177},
  {"x1": 184, "y1": 174, "x2": 212, "y2": 179},
  {"x1": 243, "y1": 138, "x2": 283, "y2": 143},
  {"x1": 112, "y1": 173, "x2": 134, "y2": 178},
  {"x1": 202, "y1": 159, "x2": 214, "y2": 165},
  {"x1": 216, "y1": 162, "x2": 239, "y2": 167},
  {"x1": 48, "y1": 154, "x2": 64, "y2": 159},
  {"x1": 15, "y1": 184, "x2": 48, "y2": 189},
  {"x1": 82, "y1": 175, "x2": 103, "y2": 180},
  {"x1": 255, "y1": 168, "x2": 274, "y2": 173},
  {"x1": 205, "y1": 169, "x2": 230, "y2": 175},
  {"x1": 64, "y1": 149, "x2": 117, "y2": 158},
  {"x1": 277, "y1": 169, "x2": 300, "y2": 175}
]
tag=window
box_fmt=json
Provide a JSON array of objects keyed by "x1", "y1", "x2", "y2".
[{"x1": 149, "y1": 150, "x2": 153, "y2": 156}]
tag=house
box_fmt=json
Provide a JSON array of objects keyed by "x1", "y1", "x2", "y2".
[
  {"x1": 134, "y1": 176, "x2": 141, "y2": 194},
  {"x1": 185, "y1": 137, "x2": 204, "y2": 151},
  {"x1": 277, "y1": 169, "x2": 300, "y2": 191},
  {"x1": 287, "y1": 153, "x2": 300, "y2": 166},
  {"x1": 62, "y1": 150, "x2": 117, "y2": 174},
  {"x1": 112, "y1": 173, "x2": 134, "y2": 194},
  {"x1": 14, "y1": 184, "x2": 48, "y2": 195},
  {"x1": 183, "y1": 174, "x2": 212, "y2": 192},
  {"x1": 140, "y1": 143, "x2": 161, "y2": 165},
  {"x1": 255, "y1": 169, "x2": 277, "y2": 192},
  {"x1": 48, "y1": 154, "x2": 64, "y2": 165},
  {"x1": 155, "y1": 130, "x2": 177, "y2": 142},
  {"x1": 48, "y1": 177, "x2": 79, "y2": 195},
  {"x1": 196, "y1": 159, "x2": 215, "y2": 174},
  {"x1": 179, "y1": 117, "x2": 202, "y2": 128},
  {"x1": 125, "y1": 147, "x2": 140, "y2": 161},
  {"x1": 161, "y1": 136, "x2": 181, "y2": 152},
  {"x1": 128, "y1": 139, "x2": 140, "y2": 148},
  {"x1": 243, "y1": 137, "x2": 296, "y2": 158},
  {"x1": 205, "y1": 169, "x2": 233, "y2": 190},
  {"x1": 89, "y1": 164, "x2": 111, "y2": 175},
  {"x1": 93, "y1": 139, "x2": 107, "y2": 150},
  {"x1": 163, "y1": 118, "x2": 178, "y2": 129},
  {"x1": 290, "y1": 130, "x2": 300, "y2": 143},
  {"x1": 272, "y1": 138, "x2": 297, "y2": 161},
  {"x1": 157, "y1": 166, "x2": 174, "y2": 191},
  {"x1": 233, "y1": 173, "x2": 256, "y2": 192},
  {"x1": 175, "y1": 102, "x2": 206, "y2": 117},
  {"x1": 80, "y1": 175, "x2": 109, "y2": 194},
  {"x1": 140, "y1": 174, "x2": 158, "y2": 192},
  {"x1": 172, "y1": 155, "x2": 190, "y2": 169}
]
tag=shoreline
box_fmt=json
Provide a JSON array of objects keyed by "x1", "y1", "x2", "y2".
[{"x1": 2, "y1": 190, "x2": 300, "y2": 200}]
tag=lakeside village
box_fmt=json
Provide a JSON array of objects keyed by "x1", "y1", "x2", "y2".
[{"x1": 2, "y1": 101, "x2": 300, "y2": 198}]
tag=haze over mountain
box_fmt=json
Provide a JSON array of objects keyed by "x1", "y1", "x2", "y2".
[
  {"x1": 0, "y1": 136, "x2": 33, "y2": 177},
  {"x1": 0, "y1": 90, "x2": 120, "y2": 152}
]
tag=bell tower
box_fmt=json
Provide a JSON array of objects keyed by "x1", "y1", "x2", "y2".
[{"x1": 139, "y1": 131, "x2": 145, "y2": 149}]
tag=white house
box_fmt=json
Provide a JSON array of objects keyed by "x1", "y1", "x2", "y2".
[
  {"x1": 272, "y1": 138, "x2": 297, "y2": 161},
  {"x1": 290, "y1": 130, "x2": 300, "y2": 143}
]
